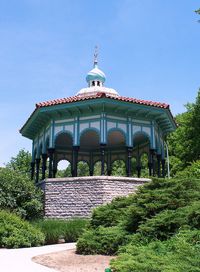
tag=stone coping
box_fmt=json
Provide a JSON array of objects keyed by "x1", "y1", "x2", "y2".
[{"x1": 43, "y1": 176, "x2": 151, "y2": 183}]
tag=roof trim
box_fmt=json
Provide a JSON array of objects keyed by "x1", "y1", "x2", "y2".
[{"x1": 36, "y1": 92, "x2": 170, "y2": 109}]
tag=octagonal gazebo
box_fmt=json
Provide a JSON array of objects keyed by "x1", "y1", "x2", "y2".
[{"x1": 20, "y1": 56, "x2": 176, "y2": 184}]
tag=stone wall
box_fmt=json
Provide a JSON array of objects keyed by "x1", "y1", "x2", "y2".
[{"x1": 42, "y1": 176, "x2": 151, "y2": 219}]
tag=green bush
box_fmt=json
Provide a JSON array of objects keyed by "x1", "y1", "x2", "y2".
[
  {"x1": 110, "y1": 230, "x2": 200, "y2": 272},
  {"x1": 76, "y1": 226, "x2": 128, "y2": 255},
  {"x1": 123, "y1": 177, "x2": 200, "y2": 233},
  {"x1": 138, "y1": 201, "x2": 200, "y2": 241},
  {"x1": 77, "y1": 177, "x2": 200, "y2": 257},
  {"x1": 0, "y1": 210, "x2": 44, "y2": 248},
  {"x1": 90, "y1": 195, "x2": 134, "y2": 229},
  {"x1": 0, "y1": 168, "x2": 43, "y2": 220},
  {"x1": 33, "y1": 218, "x2": 88, "y2": 245}
]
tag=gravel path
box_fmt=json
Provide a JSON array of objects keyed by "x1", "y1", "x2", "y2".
[{"x1": 33, "y1": 248, "x2": 115, "y2": 272}]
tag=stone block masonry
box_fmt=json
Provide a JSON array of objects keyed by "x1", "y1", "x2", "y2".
[{"x1": 42, "y1": 176, "x2": 151, "y2": 219}]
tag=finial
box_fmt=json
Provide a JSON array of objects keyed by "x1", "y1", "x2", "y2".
[{"x1": 94, "y1": 45, "x2": 98, "y2": 67}]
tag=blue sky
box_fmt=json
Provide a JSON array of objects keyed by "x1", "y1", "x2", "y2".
[{"x1": 0, "y1": 0, "x2": 199, "y2": 166}]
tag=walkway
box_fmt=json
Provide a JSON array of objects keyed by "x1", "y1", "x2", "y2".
[{"x1": 0, "y1": 243, "x2": 76, "y2": 272}]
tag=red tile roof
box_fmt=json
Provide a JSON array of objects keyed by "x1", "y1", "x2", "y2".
[{"x1": 36, "y1": 92, "x2": 169, "y2": 109}]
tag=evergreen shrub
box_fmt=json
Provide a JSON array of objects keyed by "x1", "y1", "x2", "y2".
[
  {"x1": 110, "y1": 230, "x2": 200, "y2": 272},
  {"x1": 0, "y1": 210, "x2": 44, "y2": 248},
  {"x1": 76, "y1": 226, "x2": 128, "y2": 255},
  {"x1": 77, "y1": 177, "x2": 200, "y2": 259}
]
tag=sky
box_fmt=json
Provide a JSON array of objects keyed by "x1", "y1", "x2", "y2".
[{"x1": 0, "y1": 0, "x2": 199, "y2": 166}]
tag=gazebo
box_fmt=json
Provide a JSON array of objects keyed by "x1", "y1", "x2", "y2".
[{"x1": 20, "y1": 55, "x2": 176, "y2": 184}]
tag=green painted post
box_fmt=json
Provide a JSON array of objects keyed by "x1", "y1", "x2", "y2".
[{"x1": 105, "y1": 268, "x2": 111, "y2": 272}]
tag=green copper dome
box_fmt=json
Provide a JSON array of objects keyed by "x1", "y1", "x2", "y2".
[{"x1": 86, "y1": 63, "x2": 106, "y2": 83}]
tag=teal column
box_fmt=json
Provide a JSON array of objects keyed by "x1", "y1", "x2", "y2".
[
  {"x1": 49, "y1": 120, "x2": 55, "y2": 148},
  {"x1": 127, "y1": 117, "x2": 133, "y2": 147},
  {"x1": 100, "y1": 112, "x2": 106, "y2": 144},
  {"x1": 74, "y1": 117, "x2": 79, "y2": 146}
]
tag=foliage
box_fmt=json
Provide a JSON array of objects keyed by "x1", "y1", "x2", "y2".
[
  {"x1": 110, "y1": 230, "x2": 200, "y2": 272},
  {"x1": 0, "y1": 210, "x2": 44, "y2": 248},
  {"x1": 33, "y1": 218, "x2": 88, "y2": 244},
  {"x1": 76, "y1": 226, "x2": 128, "y2": 255},
  {"x1": 0, "y1": 167, "x2": 43, "y2": 220},
  {"x1": 6, "y1": 149, "x2": 32, "y2": 177},
  {"x1": 175, "y1": 160, "x2": 200, "y2": 178},
  {"x1": 167, "y1": 106, "x2": 194, "y2": 169},
  {"x1": 112, "y1": 160, "x2": 126, "y2": 176},
  {"x1": 77, "y1": 177, "x2": 200, "y2": 256},
  {"x1": 167, "y1": 90, "x2": 200, "y2": 175},
  {"x1": 137, "y1": 201, "x2": 200, "y2": 241},
  {"x1": 123, "y1": 177, "x2": 200, "y2": 233},
  {"x1": 140, "y1": 153, "x2": 149, "y2": 177},
  {"x1": 77, "y1": 161, "x2": 89, "y2": 176},
  {"x1": 90, "y1": 195, "x2": 134, "y2": 228}
]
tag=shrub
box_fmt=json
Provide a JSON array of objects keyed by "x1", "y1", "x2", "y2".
[
  {"x1": 110, "y1": 230, "x2": 200, "y2": 272},
  {"x1": 0, "y1": 210, "x2": 44, "y2": 248},
  {"x1": 138, "y1": 201, "x2": 200, "y2": 241},
  {"x1": 90, "y1": 195, "x2": 134, "y2": 229},
  {"x1": 76, "y1": 226, "x2": 128, "y2": 255},
  {"x1": 0, "y1": 168, "x2": 43, "y2": 220},
  {"x1": 77, "y1": 177, "x2": 200, "y2": 256},
  {"x1": 33, "y1": 218, "x2": 88, "y2": 245},
  {"x1": 123, "y1": 177, "x2": 200, "y2": 233}
]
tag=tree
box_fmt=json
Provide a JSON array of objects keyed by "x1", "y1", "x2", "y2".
[
  {"x1": 6, "y1": 149, "x2": 32, "y2": 177},
  {"x1": 167, "y1": 89, "x2": 200, "y2": 175},
  {"x1": 0, "y1": 167, "x2": 43, "y2": 220},
  {"x1": 189, "y1": 91, "x2": 200, "y2": 161}
]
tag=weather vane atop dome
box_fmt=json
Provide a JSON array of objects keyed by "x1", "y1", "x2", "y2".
[{"x1": 94, "y1": 45, "x2": 98, "y2": 67}]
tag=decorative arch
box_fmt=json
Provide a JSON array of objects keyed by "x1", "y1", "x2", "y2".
[
  {"x1": 54, "y1": 131, "x2": 73, "y2": 149},
  {"x1": 79, "y1": 129, "x2": 100, "y2": 150},
  {"x1": 79, "y1": 127, "x2": 100, "y2": 141},
  {"x1": 54, "y1": 130, "x2": 73, "y2": 146},
  {"x1": 107, "y1": 128, "x2": 126, "y2": 147},
  {"x1": 132, "y1": 131, "x2": 151, "y2": 147}
]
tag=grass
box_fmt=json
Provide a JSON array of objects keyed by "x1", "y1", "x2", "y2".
[{"x1": 33, "y1": 218, "x2": 88, "y2": 245}]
